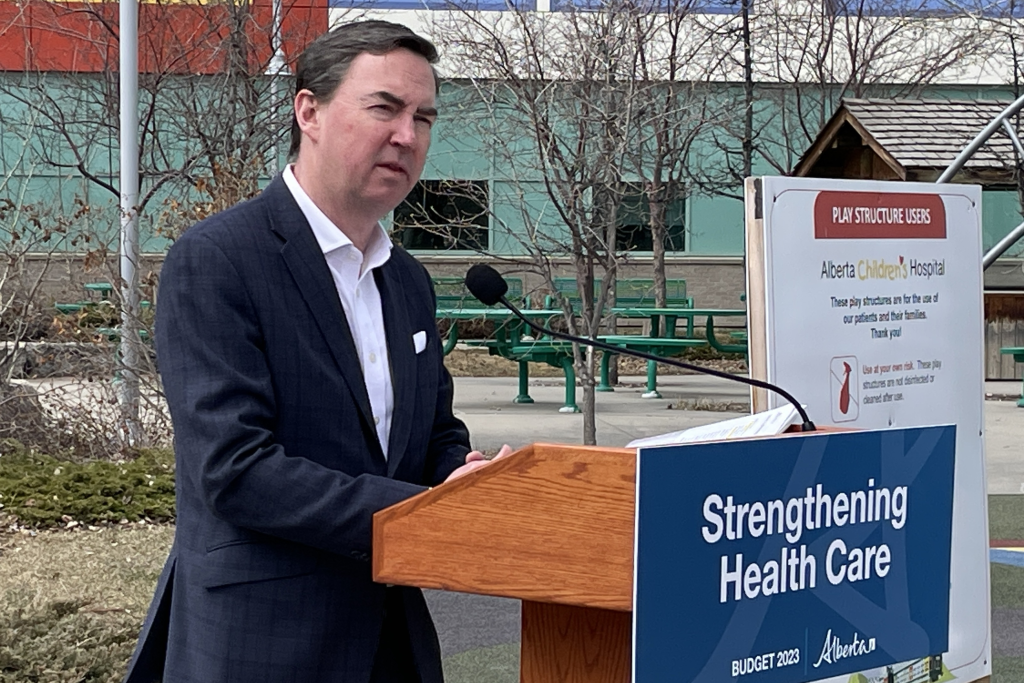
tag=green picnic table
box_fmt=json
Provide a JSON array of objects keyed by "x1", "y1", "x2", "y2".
[
  {"x1": 55, "y1": 282, "x2": 151, "y2": 315},
  {"x1": 1001, "y1": 346, "x2": 1024, "y2": 407},
  {"x1": 436, "y1": 308, "x2": 573, "y2": 408},
  {"x1": 607, "y1": 307, "x2": 747, "y2": 397},
  {"x1": 84, "y1": 282, "x2": 114, "y2": 297},
  {"x1": 436, "y1": 306, "x2": 748, "y2": 410},
  {"x1": 596, "y1": 335, "x2": 707, "y2": 398},
  {"x1": 610, "y1": 306, "x2": 747, "y2": 338}
]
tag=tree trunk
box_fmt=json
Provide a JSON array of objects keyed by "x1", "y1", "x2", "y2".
[
  {"x1": 580, "y1": 353, "x2": 597, "y2": 445},
  {"x1": 649, "y1": 190, "x2": 668, "y2": 308},
  {"x1": 741, "y1": 0, "x2": 754, "y2": 180}
]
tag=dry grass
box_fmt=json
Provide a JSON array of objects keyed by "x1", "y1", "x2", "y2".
[
  {"x1": 443, "y1": 348, "x2": 747, "y2": 378},
  {"x1": 0, "y1": 524, "x2": 174, "y2": 682},
  {"x1": 671, "y1": 398, "x2": 750, "y2": 412},
  {"x1": 443, "y1": 349, "x2": 564, "y2": 377}
]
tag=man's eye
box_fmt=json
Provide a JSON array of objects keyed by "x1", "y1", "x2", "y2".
[{"x1": 415, "y1": 116, "x2": 435, "y2": 126}]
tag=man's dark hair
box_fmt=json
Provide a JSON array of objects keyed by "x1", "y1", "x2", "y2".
[{"x1": 288, "y1": 21, "x2": 440, "y2": 160}]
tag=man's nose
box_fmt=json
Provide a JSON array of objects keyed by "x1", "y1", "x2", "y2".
[{"x1": 390, "y1": 115, "x2": 417, "y2": 147}]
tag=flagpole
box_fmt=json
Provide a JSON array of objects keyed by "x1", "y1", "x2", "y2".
[{"x1": 119, "y1": 0, "x2": 142, "y2": 445}]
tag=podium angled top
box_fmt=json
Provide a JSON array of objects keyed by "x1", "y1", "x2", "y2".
[{"x1": 373, "y1": 443, "x2": 636, "y2": 612}]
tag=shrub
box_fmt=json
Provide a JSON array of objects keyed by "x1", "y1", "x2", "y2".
[
  {"x1": 0, "y1": 590, "x2": 140, "y2": 683},
  {"x1": 0, "y1": 443, "x2": 175, "y2": 528}
]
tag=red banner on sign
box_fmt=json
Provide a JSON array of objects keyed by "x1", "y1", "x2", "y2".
[{"x1": 814, "y1": 191, "x2": 946, "y2": 239}]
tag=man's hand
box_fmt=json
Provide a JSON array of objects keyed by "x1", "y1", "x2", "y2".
[{"x1": 444, "y1": 444, "x2": 514, "y2": 483}]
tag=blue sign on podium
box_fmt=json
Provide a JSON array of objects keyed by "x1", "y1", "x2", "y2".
[{"x1": 633, "y1": 426, "x2": 955, "y2": 683}]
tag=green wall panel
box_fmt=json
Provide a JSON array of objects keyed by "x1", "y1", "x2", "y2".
[
  {"x1": 687, "y1": 192, "x2": 745, "y2": 255},
  {"x1": 983, "y1": 189, "x2": 1024, "y2": 255},
  {"x1": 490, "y1": 180, "x2": 572, "y2": 256},
  {"x1": 425, "y1": 125, "x2": 492, "y2": 179},
  {"x1": 2, "y1": 74, "x2": 1021, "y2": 259}
]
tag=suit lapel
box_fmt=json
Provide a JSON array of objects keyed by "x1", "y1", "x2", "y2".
[
  {"x1": 377, "y1": 262, "x2": 416, "y2": 477},
  {"x1": 263, "y1": 177, "x2": 379, "y2": 453}
]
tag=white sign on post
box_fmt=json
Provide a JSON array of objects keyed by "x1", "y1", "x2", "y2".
[{"x1": 745, "y1": 177, "x2": 989, "y2": 683}]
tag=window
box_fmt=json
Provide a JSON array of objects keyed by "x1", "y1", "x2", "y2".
[
  {"x1": 615, "y1": 185, "x2": 686, "y2": 252},
  {"x1": 829, "y1": 0, "x2": 1023, "y2": 17},
  {"x1": 595, "y1": 183, "x2": 686, "y2": 252},
  {"x1": 392, "y1": 180, "x2": 489, "y2": 251},
  {"x1": 551, "y1": 0, "x2": 746, "y2": 13}
]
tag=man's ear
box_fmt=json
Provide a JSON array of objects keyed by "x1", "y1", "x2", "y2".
[{"x1": 294, "y1": 90, "x2": 320, "y2": 145}]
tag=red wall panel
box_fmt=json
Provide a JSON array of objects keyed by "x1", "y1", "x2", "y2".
[{"x1": 0, "y1": 0, "x2": 327, "y2": 74}]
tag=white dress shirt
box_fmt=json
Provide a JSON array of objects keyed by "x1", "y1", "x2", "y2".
[{"x1": 282, "y1": 166, "x2": 395, "y2": 460}]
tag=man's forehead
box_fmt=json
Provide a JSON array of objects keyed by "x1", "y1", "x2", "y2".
[
  {"x1": 345, "y1": 49, "x2": 437, "y2": 92},
  {"x1": 364, "y1": 89, "x2": 436, "y2": 112}
]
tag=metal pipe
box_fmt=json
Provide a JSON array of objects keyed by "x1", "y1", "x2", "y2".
[
  {"x1": 936, "y1": 94, "x2": 1024, "y2": 270},
  {"x1": 984, "y1": 220, "x2": 1024, "y2": 269},
  {"x1": 1002, "y1": 118, "x2": 1024, "y2": 159},
  {"x1": 119, "y1": 0, "x2": 142, "y2": 445}
]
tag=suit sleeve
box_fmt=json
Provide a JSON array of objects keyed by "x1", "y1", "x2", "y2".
[{"x1": 158, "y1": 232, "x2": 424, "y2": 558}]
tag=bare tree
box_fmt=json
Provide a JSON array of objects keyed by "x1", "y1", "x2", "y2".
[
  {"x1": 623, "y1": 5, "x2": 733, "y2": 305},
  {"x1": 428, "y1": 3, "x2": 727, "y2": 443},
  {"x1": 700, "y1": 0, "x2": 996, "y2": 191},
  {"x1": 0, "y1": 0, "x2": 330, "y2": 446},
  {"x1": 1, "y1": 0, "x2": 318, "y2": 236},
  {"x1": 0, "y1": 120, "x2": 110, "y2": 452}
]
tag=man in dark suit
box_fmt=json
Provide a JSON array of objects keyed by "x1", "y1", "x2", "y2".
[{"x1": 124, "y1": 20, "x2": 504, "y2": 683}]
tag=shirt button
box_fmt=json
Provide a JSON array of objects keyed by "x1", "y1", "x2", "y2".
[
  {"x1": 374, "y1": 416, "x2": 380, "y2": 425},
  {"x1": 369, "y1": 353, "x2": 377, "y2": 363},
  {"x1": 356, "y1": 289, "x2": 361, "y2": 298}
]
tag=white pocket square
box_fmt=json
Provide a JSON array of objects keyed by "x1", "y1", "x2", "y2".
[{"x1": 413, "y1": 330, "x2": 427, "y2": 354}]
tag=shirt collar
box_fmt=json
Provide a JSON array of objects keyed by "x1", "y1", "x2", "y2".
[{"x1": 282, "y1": 165, "x2": 393, "y2": 269}]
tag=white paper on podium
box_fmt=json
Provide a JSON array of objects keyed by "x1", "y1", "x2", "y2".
[{"x1": 626, "y1": 404, "x2": 800, "y2": 448}]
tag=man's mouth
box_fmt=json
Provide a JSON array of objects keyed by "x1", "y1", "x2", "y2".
[{"x1": 378, "y1": 163, "x2": 407, "y2": 176}]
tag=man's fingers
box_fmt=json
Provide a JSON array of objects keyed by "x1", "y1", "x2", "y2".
[
  {"x1": 452, "y1": 445, "x2": 515, "y2": 483},
  {"x1": 445, "y1": 459, "x2": 490, "y2": 483}
]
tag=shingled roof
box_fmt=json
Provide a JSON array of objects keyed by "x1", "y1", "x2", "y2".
[{"x1": 793, "y1": 98, "x2": 1023, "y2": 182}]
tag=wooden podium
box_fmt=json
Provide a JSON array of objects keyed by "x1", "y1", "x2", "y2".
[{"x1": 373, "y1": 443, "x2": 636, "y2": 683}]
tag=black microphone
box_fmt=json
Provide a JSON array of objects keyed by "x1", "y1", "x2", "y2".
[{"x1": 464, "y1": 264, "x2": 815, "y2": 432}]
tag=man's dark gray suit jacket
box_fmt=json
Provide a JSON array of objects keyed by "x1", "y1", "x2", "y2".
[{"x1": 123, "y1": 176, "x2": 471, "y2": 683}]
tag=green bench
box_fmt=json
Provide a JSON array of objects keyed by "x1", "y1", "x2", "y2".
[
  {"x1": 512, "y1": 278, "x2": 700, "y2": 405},
  {"x1": 705, "y1": 317, "x2": 748, "y2": 355},
  {"x1": 55, "y1": 299, "x2": 152, "y2": 315},
  {"x1": 433, "y1": 276, "x2": 523, "y2": 312},
  {"x1": 473, "y1": 329, "x2": 708, "y2": 412},
  {"x1": 472, "y1": 336, "x2": 580, "y2": 412},
  {"x1": 544, "y1": 277, "x2": 693, "y2": 316},
  {"x1": 614, "y1": 278, "x2": 693, "y2": 310},
  {"x1": 433, "y1": 276, "x2": 524, "y2": 355},
  {"x1": 1001, "y1": 347, "x2": 1024, "y2": 407},
  {"x1": 544, "y1": 277, "x2": 602, "y2": 312}
]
